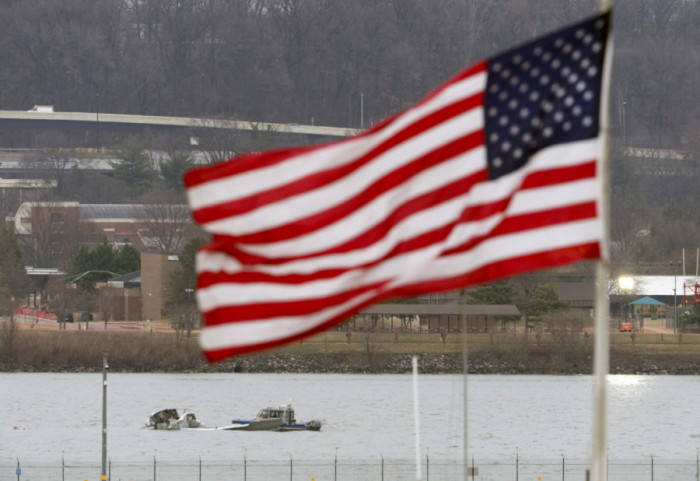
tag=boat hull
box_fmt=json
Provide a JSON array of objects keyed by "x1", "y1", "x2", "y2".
[{"x1": 227, "y1": 418, "x2": 285, "y2": 431}]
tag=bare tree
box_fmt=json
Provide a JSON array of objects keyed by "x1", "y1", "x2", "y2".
[
  {"x1": 27, "y1": 200, "x2": 85, "y2": 268},
  {"x1": 98, "y1": 287, "x2": 121, "y2": 325},
  {"x1": 0, "y1": 286, "x2": 20, "y2": 365},
  {"x1": 135, "y1": 190, "x2": 199, "y2": 254},
  {"x1": 24, "y1": 149, "x2": 75, "y2": 193}
]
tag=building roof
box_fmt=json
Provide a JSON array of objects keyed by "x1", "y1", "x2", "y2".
[
  {"x1": 555, "y1": 282, "x2": 594, "y2": 301},
  {"x1": 107, "y1": 270, "x2": 141, "y2": 288},
  {"x1": 629, "y1": 295, "x2": 666, "y2": 306},
  {"x1": 79, "y1": 204, "x2": 190, "y2": 221},
  {"x1": 618, "y1": 275, "x2": 700, "y2": 297},
  {"x1": 0, "y1": 178, "x2": 57, "y2": 189},
  {"x1": 80, "y1": 204, "x2": 140, "y2": 220}
]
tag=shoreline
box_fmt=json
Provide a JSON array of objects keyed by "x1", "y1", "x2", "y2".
[
  {"x1": 4, "y1": 349, "x2": 700, "y2": 375},
  {"x1": 3, "y1": 325, "x2": 700, "y2": 375}
]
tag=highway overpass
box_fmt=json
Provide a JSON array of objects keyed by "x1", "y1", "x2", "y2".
[{"x1": 0, "y1": 110, "x2": 358, "y2": 138}]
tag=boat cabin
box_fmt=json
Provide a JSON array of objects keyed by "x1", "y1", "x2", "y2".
[{"x1": 257, "y1": 405, "x2": 296, "y2": 425}]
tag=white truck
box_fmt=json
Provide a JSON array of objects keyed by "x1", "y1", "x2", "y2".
[{"x1": 27, "y1": 105, "x2": 54, "y2": 112}]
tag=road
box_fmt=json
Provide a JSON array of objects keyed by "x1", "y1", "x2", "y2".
[{"x1": 10, "y1": 315, "x2": 174, "y2": 332}]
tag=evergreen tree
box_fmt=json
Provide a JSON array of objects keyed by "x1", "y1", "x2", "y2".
[
  {"x1": 160, "y1": 151, "x2": 195, "y2": 192},
  {"x1": 113, "y1": 244, "x2": 141, "y2": 274},
  {"x1": 467, "y1": 279, "x2": 517, "y2": 305},
  {"x1": 68, "y1": 240, "x2": 141, "y2": 291},
  {"x1": 110, "y1": 136, "x2": 156, "y2": 190},
  {"x1": 0, "y1": 227, "x2": 32, "y2": 299},
  {"x1": 519, "y1": 283, "x2": 569, "y2": 320}
]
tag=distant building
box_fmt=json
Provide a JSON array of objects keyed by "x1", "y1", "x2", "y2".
[{"x1": 12, "y1": 201, "x2": 196, "y2": 268}]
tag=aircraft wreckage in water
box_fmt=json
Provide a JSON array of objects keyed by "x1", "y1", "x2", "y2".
[{"x1": 146, "y1": 403, "x2": 322, "y2": 432}]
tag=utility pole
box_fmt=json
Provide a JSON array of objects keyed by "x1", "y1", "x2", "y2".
[{"x1": 102, "y1": 350, "x2": 109, "y2": 481}]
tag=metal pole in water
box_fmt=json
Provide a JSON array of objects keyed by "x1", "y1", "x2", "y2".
[
  {"x1": 101, "y1": 350, "x2": 109, "y2": 481},
  {"x1": 153, "y1": 455, "x2": 156, "y2": 481},
  {"x1": 412, "y1": 356, "x2": 422, "y2": 480},
  {"x1": 562, "y1": 454, "x2": 564, "y2": 481}
]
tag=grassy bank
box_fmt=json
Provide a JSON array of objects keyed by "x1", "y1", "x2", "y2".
[{"x1": 3, "y1": 328, "x2": 700, "y2": 374}]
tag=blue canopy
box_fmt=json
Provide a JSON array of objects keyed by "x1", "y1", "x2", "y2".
[{"x1": 629, "y1": 296, "x2": 666, "y2": 306}]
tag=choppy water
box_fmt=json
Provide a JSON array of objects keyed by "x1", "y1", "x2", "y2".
[{"x1": 2, "y1": 373, "x2": 700, "y2": 479}]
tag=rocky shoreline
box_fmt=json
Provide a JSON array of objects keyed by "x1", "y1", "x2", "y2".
[{"x1": 5, "y1": 348, "x2": 700, "y2": 375}]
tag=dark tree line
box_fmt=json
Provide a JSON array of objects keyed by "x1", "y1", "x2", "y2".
[
  {"x1": 1, "y1": 0, "x2": 699, "y2": 271},
  {"x1": 0, "y1": 0, "x2": 698, "y2": 149}
]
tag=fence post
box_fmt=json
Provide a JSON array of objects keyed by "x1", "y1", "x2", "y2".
[
  {"x1": 426, "y1": 453, "x2": 429, "y2": 481},
  {"x1": 381, "y1": 455, "x2": 384, "y2": 481},
  {"x1": 153, "y1": 455, "x2": 156, "y2": 481},
  {"x1": 289, "y1": 454, "x2": 293, "y2": 481},
  {"x1": 334, "y1": 449, "x2": 337, "y2": 481},
  {"x1": 244, "y1": 453, "x2": 247, "y2": 481},
  {"x1": 516, "y1": 448, "x2": 519, "y2": 481},
  {"x1": 62, "y1": 453, "x2": 65, "y2": 481}
]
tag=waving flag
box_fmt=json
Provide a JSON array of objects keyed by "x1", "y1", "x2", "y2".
[{"x1": 185, "y1": 11, "x2": 611, "y2": 362}]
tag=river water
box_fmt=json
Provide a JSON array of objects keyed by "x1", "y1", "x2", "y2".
[{"x1": 2, "y1": 373, "x2": 700, "y2": 480}]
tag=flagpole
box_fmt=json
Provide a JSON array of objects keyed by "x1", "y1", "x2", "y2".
[
  {"x1": 593, "y1": 2, "x2": 613, "y2": 481},
  {"x1": 461, "y1": 291, "x2": 469, "y2": 481}
]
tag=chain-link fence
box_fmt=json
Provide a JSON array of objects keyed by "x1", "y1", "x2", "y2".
[{"x1": 4, "y1": 456, "x2": 700, "y2": 481}]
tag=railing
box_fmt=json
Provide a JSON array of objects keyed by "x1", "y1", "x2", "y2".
[{"x1": 4, "y1": 456, "x2": 700, "y2": 481}]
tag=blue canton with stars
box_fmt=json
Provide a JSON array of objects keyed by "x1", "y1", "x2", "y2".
[{"x1": 484, "y1": 12, "x2": 610, "y2": 180}]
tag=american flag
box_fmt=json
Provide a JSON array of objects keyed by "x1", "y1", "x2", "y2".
[{"x1": 185, "y1": 11, "x2": 611, "y2": 362}]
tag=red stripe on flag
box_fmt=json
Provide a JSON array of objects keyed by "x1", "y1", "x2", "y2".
[
  {"x1": 201, "y1": 281, "x2": 389, "y2": 325},
  {"x1": 200, "y1": 241, "x2": 600, "y2": 362},
  {"x1": 191, "y1": 95, "x2": 484, "y2": 227},
  {"x1": 196, "y1": 201, "x2": 597, "y2": 291}
]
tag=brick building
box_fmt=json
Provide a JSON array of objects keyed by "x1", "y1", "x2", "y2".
[
  {"x1": 141, "y1": 253, "x2": 182, "y2": 322},
  {"x1": 12, "y1": 201, "x2": 195, "y2": 266}
]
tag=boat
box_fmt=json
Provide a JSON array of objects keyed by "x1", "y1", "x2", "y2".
[
  {"x1": 233, "y1": 402, "x2": 323, "y2": 432},
  {"x1": 218, "y1": 418, "x2": 284, "y2": 431}
]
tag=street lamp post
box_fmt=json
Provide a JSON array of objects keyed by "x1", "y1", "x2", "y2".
[
  {"x1": 671, "y1": 261, "x2": 679, "y2": 335},
  {"x1": 96, "y1": 91, "x2": 100, "y2": 151},
  {"x1": 674, "y1": 267, "x2": 678, "y2": 335},
  {"x1": 619, "y1": 276, "x2": 634, "y2": 325}
]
